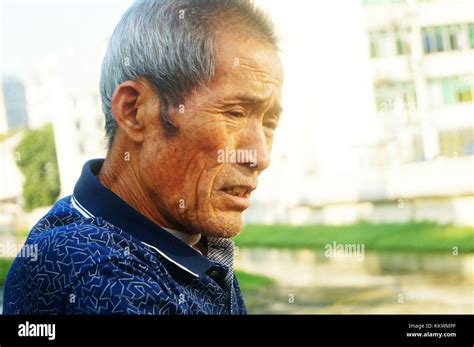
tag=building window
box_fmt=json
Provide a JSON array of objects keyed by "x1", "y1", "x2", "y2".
[
  {"x1": 428, "y1": 76, "x2": 474, "y2": 108},
  {"x1": 422, "y1": 27, "x2": 434, "y2": 53},
  {"x1": 370, "y1": 31, "x2": 395, "y2": 58},
  {"x1": 395, "y1": 30, "x2": 411, "y2": 55},
  {"x1": 422, "y1": 23, "x2": 472, "y2": 54},
  {"x1": 412, "y1": 134, "x2": 425, "y2": 162},
  {"x1": 439, "y1": 128, "x2": 474, "y2": 157},
  {"x1": 375, "y1": 82, "x2": 417, "y2": 114},
  {"x1": 370, "y1": 29, "x2": 411, "y2": 58},
  {"x1": 457, "y1": 78, "x2": 473, "y2": 103},
  {"x1": 434, "y1": 26, "x2": 444, "y2": 52},
  {"x1": 448, "y1": 25, "x2": 460, "y2": 50}
]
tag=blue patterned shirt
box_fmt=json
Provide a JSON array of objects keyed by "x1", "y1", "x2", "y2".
[{"x1": 3, "y1": 159, "x2": 247, "y2": 315}]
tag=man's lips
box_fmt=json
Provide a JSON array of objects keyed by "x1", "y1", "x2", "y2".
[
  {"x1": 219, "y1": 185, "x2": 256, "y2": 198},
  {"x1": 216, "y1": 184, "x2": 257, "y2": 210}
]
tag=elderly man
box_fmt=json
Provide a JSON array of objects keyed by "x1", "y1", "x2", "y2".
[{"x1": 3, "y1": 0, "x2": 283, "y2": 314}]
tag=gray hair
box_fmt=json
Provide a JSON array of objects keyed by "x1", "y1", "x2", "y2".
[{"x1": 100, "y1": 0, "x2": 278, "y2": 148}]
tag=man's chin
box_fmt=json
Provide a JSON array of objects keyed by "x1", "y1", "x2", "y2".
[{"x1": 198, "y1": 211, "x2": 243, "y2": 239}]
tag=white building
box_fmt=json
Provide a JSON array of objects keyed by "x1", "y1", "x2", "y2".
[
  {"x1": 245, "y1": 0, "x2": 474, "y2": 226},
  {"x1": 364, "y1": 0, "x2": 474, "y2": 163}
]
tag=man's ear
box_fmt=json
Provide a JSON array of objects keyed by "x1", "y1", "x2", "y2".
[{"x1": 111, "y1": 80, "x2": 151, "y2": 144}]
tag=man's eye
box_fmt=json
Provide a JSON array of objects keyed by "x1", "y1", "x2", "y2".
[
  {"x1": 264, "y1": 121, "x2": 278, "y2": 130},
  {"x1": 264, "y1": 116, "x2": 279, "y2": 130},
  {"x1": 225, "y1": 110, "x2": 246, "y2": 118}
]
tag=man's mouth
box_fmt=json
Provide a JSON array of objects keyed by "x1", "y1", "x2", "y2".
[
  {"x1": 217, "y1": 184, "x2": 256, "y2": 210},
  {"x1": 221, "y1": 186, "x2": 252, "y2": 198}
]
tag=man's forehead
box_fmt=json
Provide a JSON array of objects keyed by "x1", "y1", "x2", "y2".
[
  {"x1": 213, "y1": 67, "x2": 282, "y2": 111},
  {"x1": 191, "y1": 31, "x2": 283, "y2": 110},
  {"x1": 214, "y1": 31, "x2": 284, "y2": 82}
]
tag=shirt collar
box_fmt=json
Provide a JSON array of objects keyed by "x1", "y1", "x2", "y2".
[
  {"x1": 161, "y1": 226, "x2": 202, "y2": 247},
  {"x1": 73, "y1": 158, "x2": 216, "y2": 278}
]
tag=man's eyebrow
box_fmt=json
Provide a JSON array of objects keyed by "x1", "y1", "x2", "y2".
[{"x1": 225, "y1": 94, "x2": 283, "y2": 115}]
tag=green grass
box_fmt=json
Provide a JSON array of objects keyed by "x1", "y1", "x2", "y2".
[
  {"x1": 0, "y1": 257, "x2": 14, "y2": 285},
  {"x1": 235, "y1": 270, "x2": 274, "y2": 292},
  {"x1": 234, "y1": 222, "x2": 474, "y2": 253}
]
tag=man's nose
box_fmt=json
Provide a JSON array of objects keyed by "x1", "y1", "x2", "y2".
[{"x1": 237, "y1": 122, "x2": 271, "y2": 172}]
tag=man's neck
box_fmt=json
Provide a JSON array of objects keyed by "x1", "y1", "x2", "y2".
[
  {"x1": 98, "y1": 151, "x2": 203, "y2": 253},
  {"x1": 98, "y1": 153, "x2": 173, "y2": 231},
  {"x1": 161, "y1": 226, "x2": 201, "y2": 247}
]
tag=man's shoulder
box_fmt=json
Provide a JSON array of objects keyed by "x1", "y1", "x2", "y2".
[
  {"x1": 29, "y1": 195, "x2": 95, "y2": 235},
  {"x1": 3, "y1": 196, "x2": 173, "y2": 314},
  {"x1": 24, "y1": 195, "x2": 137, "y2": 266}
]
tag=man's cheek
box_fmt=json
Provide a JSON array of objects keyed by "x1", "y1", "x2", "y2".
[
  {"x1": 176, "y1": 155, "x2": 205, "y2": 214},
  {"x1": 197, "y1": 165, "x2": 222, "y2": 203}
]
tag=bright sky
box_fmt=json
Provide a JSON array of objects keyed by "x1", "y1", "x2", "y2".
[{"x1": 0, "y1": 0, "x2": 133, "y2": 76}]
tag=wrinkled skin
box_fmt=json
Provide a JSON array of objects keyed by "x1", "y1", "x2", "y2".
[{"x1": 99, "y1": 32, "x2": 283, "y2": 239}]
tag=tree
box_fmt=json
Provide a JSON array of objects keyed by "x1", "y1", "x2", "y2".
[{"x1": 15, "y1": 124, "x2": 60, "y2": 211}]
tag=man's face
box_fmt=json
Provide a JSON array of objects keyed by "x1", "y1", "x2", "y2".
[{"x1": 139, "y1": 32, "x2": 283, "y2": 238}]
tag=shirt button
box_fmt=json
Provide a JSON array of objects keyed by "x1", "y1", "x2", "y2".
[{"x1": 209, "y1": 270, "x2": 219, "y2": 277}]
